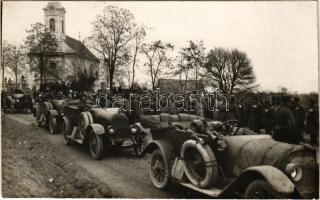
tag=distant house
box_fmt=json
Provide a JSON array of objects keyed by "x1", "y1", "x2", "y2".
[
  {"x1": 157, "y1": 79, "x2": 204, "y2": 93},
  {"x1": 33, "y1": 2, "x2": 99, "y2": 87}
]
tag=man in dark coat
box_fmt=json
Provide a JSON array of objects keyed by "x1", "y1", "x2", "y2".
[
  {"x1": 305, "y1": 99, "x2": 319, "y2": 146},
  {"x1": 262, "y1": 100, "x2": 273, "y2": 134},
  {"x1": 247, "y1": 97, "x2": 263, "y2": 133},
  {"x1": 273, "y1": 95, "x2": 296, "y2": 144},
  {"x1": 291, "y1": 97, "x2": 305, "y2": 143}
]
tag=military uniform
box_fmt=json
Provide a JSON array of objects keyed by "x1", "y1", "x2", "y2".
[
  {"x1": 262, "y1": 106, "x2": 273, "y2": 135},
  {"x1": 291, "y1": 104, "x2": 305, "y2": 142},
  {"x1": 273, "y1": 105, "x2": 296, "y2": 144},
  {"x1": 247, "y1": 103, "x2": 263, "y2": 132},
  {"x1": 306, "y1": 105, "x2": 319, "y2": 146}
]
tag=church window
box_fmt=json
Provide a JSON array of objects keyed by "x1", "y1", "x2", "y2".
[
  {"x1": 62, "y1": 19, "x2": 65, "y2": 33},
  {"x1": 49, "y1": 18, "x2": 55, "y2": 31}
]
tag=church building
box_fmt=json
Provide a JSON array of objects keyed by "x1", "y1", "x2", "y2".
[{"x1": 35, "y1": 1, "x2": 99, "y2": 85}]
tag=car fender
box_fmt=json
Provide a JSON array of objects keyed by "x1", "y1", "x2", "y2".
[
  {"x1": 62, "y1": 116, "x2": 71, "y2": 134},
  {"x1": 220, "y1": 165, "x2": 295, "y2": 198},
  {"x1": 142, "y1": 140, "x2": 177, "y2": 161},
  {"x1": 48, "y1": 109, "x2": 58, "y2": 117},
  {"x1": 86, "y1": 123, "x2": 105, "y2": 135}
]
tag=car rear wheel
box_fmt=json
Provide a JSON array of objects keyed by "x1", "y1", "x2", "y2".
[
  {"x1": 150, "y1": 149, "x2": 171, "y2": 189},
  {"x1": 88, "y1": 131, "x2": 103, "y2": 160},
  {"x1": 49, "y1": 116, "x2": 58, "y2": 134},
  {"x1": 244, "y1": 180, "x2": 287, "y2": 199}
]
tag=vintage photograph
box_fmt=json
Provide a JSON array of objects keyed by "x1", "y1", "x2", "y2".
[{"x1": 1, "y1": 1, "x2": 319, "y2": 198}]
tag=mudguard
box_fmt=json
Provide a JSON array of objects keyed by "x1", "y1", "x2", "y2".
[
  {"x1": 62, "y1": 116, "x2": 71, "y2": 135},
  {"x1": 220, "y1": 165, "x2": 295, "y2": 198},
  {"x1": 142, "y1": 140, "x2": 177, "y2": 162},
  {"x1": 33, "y1": 104, "x2": 41, "y2": 119},
  {"x1": 86, "y1": 123, "x2": 105, "y2": 135},
  {"x1": 48, "y1": 109, "x2": 58, "y2": 117}
]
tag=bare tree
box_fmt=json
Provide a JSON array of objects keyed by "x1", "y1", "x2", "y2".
[
  {"x1": 8, "y1": 45, "x2": 27, "y2": 84},
  {"x1": 89, "y1": 6, "x2": 137, "y2": 91},
  {"x1": 204, "y1": 48, "x2": 256, "y2": 95},
  {"x1": 1, "y1": 41, "x2": 14, "y2": 86},
  {"x1": 175, "y1": 40, "x2": 205, "y2": 91},
  {"x1": 64, "y1": 53, "x2": 99, "y2": 91},
  {"x1": 25, "y1": 23, "x2": 58, "y2": 86},
  {"x1": 129, "y1": 26, "x2": 146, "y2": 89},
  {"x1": 141, "y1": 40, "x2": 174, "y2": 91}
]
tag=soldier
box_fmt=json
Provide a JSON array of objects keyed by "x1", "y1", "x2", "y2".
[
  {"x1": 227, "y1": 95, "x2": 241, "y2": 121},
  {"x1": 273, "y1": 95, "x2": 296, "y2": 144},
  {"x1": 291, "y1": 97, "x2": 305, "y2": 143},
  {"x1": 237, "y1": 99, "x2": 247, "y2": 126},
  {"x1": 262, "y1": 100, "x2": 273, "y2": 135},
  {"x1": 247, "y1": 97, "x2": 263, "y2": 133},
  {"x1": 305, "y1": 99, "x2": 319, "y2": 146}
]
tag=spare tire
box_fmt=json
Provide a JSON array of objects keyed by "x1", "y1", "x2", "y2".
[{"x1": 181, "y1": 139, "x2": 218, "y2": 188}]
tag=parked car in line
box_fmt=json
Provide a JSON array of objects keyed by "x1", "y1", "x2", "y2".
[
  {"x1": 2, "y1": 89, "x2": 33, "y2": 113},
  {"x1": 136, "y1": 113, "x2": 318, "y2": 199},
  {"x1": 58, "y1": 99, "x2": 144, "y2": 160},
  {"x1": 33, "y1": 92, "x2": 66, "y2": 131}
]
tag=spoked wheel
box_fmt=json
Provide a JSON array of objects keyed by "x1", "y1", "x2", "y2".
[
  {"x1": 150, "y1": 149, "x2": 170, "y2": 189},
  {"x1": 62, "y1": 119, "x2": 72, "y2": 145},
  {"x1": 49, "y1": 116, "x2": 57, "y2": 134},
  {"x1": 88, "y1": 131, "x2": 103, "y2": 160},
  {"x1": 245, "y1": 180, "x2": 287, "y2": 199},
  {"x1": 185, "y1": 148, "x2": 206, "y2": 181}
]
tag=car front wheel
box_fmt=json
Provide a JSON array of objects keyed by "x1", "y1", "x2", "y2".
[
  {"x1": 62, "y1": 119, "x2": 72, "y2": 145},
  {"x1": 244, "y1": 180, "x2": 288, "y2": 199},
  {"x1": 88, "y1": 131, "x2": 103, "y2": 160},
  {"x1": 150, "y1": 149, "x2": 171, "y2": 189}
]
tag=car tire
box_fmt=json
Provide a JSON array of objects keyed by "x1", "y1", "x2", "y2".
[
  {"x1": 150, "y1": 149, "x2": 171, "y2": 189},
  {"x1": 88, "y1": 131, "x2": 103, "y2": 160},
  {"x1": 79, "y1": 112, "x2": 90, "y2": 139},
  {"x1": 62, "y1": 118, "x2": 72, "y2": 145},
  {"x1": 244, "y1": 180, "x2": 287, "y2": 199},
  {"x1": 181, "y1": 139, "x2": 218, "y2": 188},
  {"x1": 49, "y1": 115, "x2": 58, "y2": 134}
]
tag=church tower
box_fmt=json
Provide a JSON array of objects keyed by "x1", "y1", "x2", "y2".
[{"x1": 43, "y1": 2, "x2": 66, "y2": 45}]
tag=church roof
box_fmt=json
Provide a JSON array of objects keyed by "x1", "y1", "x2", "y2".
[{"x1": 64, "y1": 36, "x2": 99, "y2": 62}]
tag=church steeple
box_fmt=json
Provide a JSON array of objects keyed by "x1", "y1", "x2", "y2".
[{"x1": 43, "y1": 2, "x2": 66, "y2": 41}]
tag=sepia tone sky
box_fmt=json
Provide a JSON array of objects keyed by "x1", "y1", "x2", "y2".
[{"x1": 2, "y1": 1, "x2": 318, "y2": 93}]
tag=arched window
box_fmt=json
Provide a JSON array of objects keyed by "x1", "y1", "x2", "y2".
[
  {"x1": 62, "y1": 19, "x2": 65, "y2": 33},
  {"x1": 49, "y1": 18, "x2": 55, "y2": 31}
]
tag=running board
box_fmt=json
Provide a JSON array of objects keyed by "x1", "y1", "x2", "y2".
[{"x1": 180, "y1": 182, "x2": 222, "y2": 197}]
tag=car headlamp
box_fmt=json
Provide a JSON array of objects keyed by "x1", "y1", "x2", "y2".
[
  {"x1": 285, "y1": 163, "x2": 302, "y2": 182},
  {"x1": 107, "y1": 126, "x2": 116, "y2": 135},
  {"x1": 129, "y1": 125, "x2": 139, "y2": 134}
]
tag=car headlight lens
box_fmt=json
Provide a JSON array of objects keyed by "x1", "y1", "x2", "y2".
[
  {"x1": 108, "y1": 126, "x2": 116, "y2": 135},
  {"x1": 130, "y1": 126, "x2": 138, "y2": 134},
  {"x1": 286, "y1": 163, "x2": 302, "y2": 182}
]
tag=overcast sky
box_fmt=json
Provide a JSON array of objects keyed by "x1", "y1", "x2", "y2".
[{"x1": 2, "y1": 1, "x2": 318, "y2": 93}]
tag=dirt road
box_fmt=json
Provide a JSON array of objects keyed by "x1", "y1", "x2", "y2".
[{"x1": 1, "y1": 114, "x2": 206, "y2": 198}]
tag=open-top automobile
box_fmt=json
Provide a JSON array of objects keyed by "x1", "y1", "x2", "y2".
[
  {"x1": 58, "y1": 99, "x2": 144, "y2": 160},
  {"x1": 136, "y1": 113, "x2": 318, "y2": 199}
]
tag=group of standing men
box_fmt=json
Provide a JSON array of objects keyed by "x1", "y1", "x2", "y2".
[{"x1": 228, "y1": 95, "x2": 319, "y2": 146}]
